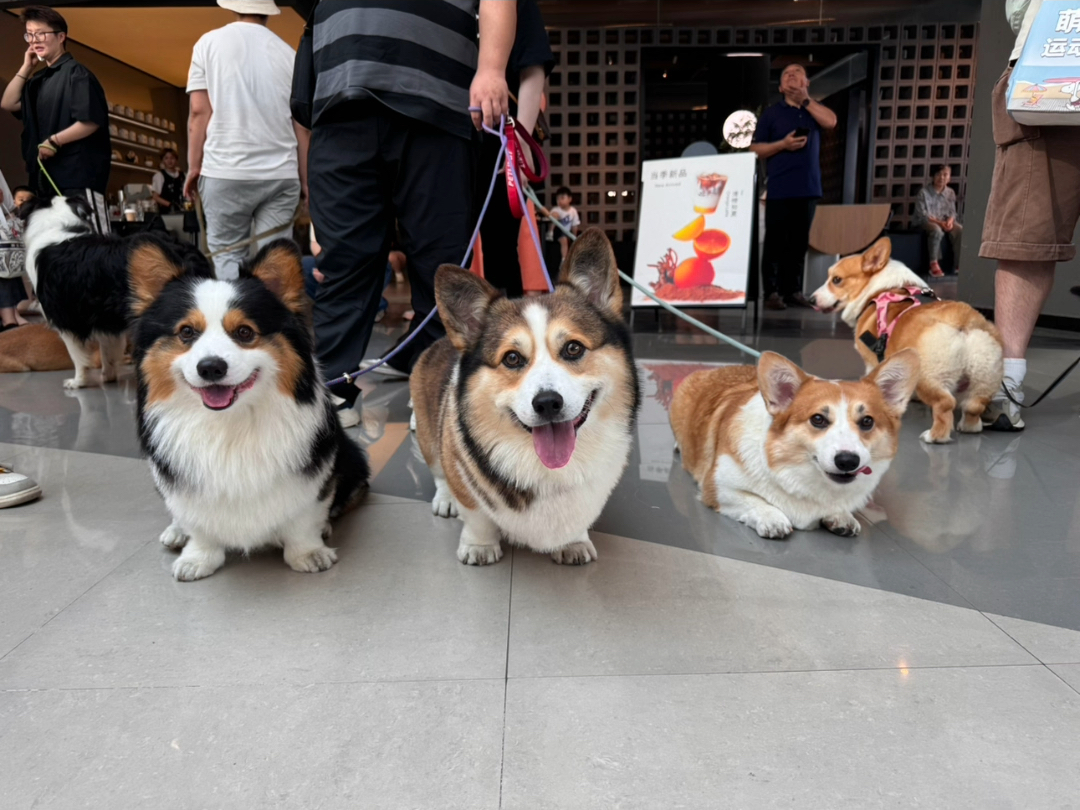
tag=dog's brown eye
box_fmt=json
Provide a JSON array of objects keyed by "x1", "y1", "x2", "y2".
[
  {"x1": 178, "y1": 325, "x2": 196, "y2": 342},
  {"x1": 561, "y1": 340, "x2": 585, "y2": 360},
  {"x1": 810, "y1": 413, "x2": 829, "y2": 429},
  {"x1": 235, "y1": 325, "x2": 256, "y2": 343},
  {"x1": 503, "y1": 351, "x2": 526, "y2": 369},
  {"x1": 859, "y1": 415, "x2": 875, "y2": 431},
  {"x1": 832, "y1": 276, "x2": 843, "y2": 285}
]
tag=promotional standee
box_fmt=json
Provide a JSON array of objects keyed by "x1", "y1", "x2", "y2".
[
  {"x1": 631, "y1": 152, "x2": 757, "y2": 309},
  {"x1": 1008, "y1": 0, "x2": 1080, "y2": 124}
]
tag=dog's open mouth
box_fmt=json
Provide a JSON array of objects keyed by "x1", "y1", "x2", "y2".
[
  {"x1": 826, "y1": 467, "x2": 872, "y2": 485},
  {"x1": 192, "y1": 371, "x2": 258, "y2": 411},
  {"x1": 515, "y1": 390, "x2": 598, "y2": 470}
]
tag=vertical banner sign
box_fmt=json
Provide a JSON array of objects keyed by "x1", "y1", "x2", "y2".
[
  {"x1": 1008, "y1": 0, "x2": 1080, "y2": 124},
  {"x1": 632, "y1": 152, "x2": 756, "y2": 308}
]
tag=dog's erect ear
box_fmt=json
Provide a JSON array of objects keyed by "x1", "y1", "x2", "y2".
[
  {"x1": 866, "y1": 348, "x2": 921, "y2": 415},
  {"x1": 757, "y1": 351, "x2": 809, "y2": 415},
  {"x1": 861, "y1": 237, "x2": 892, "y2": 275},
  {"x1": 129, "y1": 240, "x2": 186, "y2": 316},
  {"x1": 435, "y1": 265, "x2": 499, "y2": 351},
  {"x1": 244, "y1": 240, "x2": 306, "y2": 314},
  {"x1": 559, "y1": 228, "x2": 622, "y2": 316}
]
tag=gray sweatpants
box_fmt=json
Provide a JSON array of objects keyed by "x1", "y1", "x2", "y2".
[
  {"x1": 923, "y1": 221, "x2": 963, "y2": 264},
  {"x1": 199, "y1": 176, "x2": 300, "y2": 280}
]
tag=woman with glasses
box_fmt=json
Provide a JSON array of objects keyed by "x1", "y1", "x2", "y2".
[{"x1": 0, "y1": 6, "x2": 110, "y2": 233}]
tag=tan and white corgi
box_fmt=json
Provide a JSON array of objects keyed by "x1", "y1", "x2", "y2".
[
  {"x1": 810, "y1": 237, "x2": 1003, "y2": 443},
  {"x1": 410, "y1": 229, "x2": 640, "y2": 566},
  {"x1": 669, "y1": 350, "x2": 920, "y2": 539}
]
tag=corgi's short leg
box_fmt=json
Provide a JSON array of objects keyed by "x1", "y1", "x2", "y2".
[
  {"x1": 717, "y1": 489, "x2": 794, "y2": 539},
  {"x1": 59, "y1": 332, "x2": 96, "y2": 389},
  {"x1": 431, "y1": 467, "x2": 459, "y2": 519},
  {"x1": 282, "y1": 502, "x2": 338, "y2": 573},
  {"x1": 551, "y1": 530, "x2": 598, "y2": 565},
  {"x1": 916, "y1": 382, "x2": 956, "y2": 444},
  {"x1": 159, "y1": 522, "x2": 189, "y2": 550},
  {"x1": 97, "y1": 333, "x2": 126, "y2": 383},
  {"x1": 821, "y1": 511, "x2": 862, "y2": 537},
  {"x1": 172, "y1": 534, "x2": 227, "y2": 581},
  {"x1": 456, "y1": 506, "x2": 503, "y2": 565}
]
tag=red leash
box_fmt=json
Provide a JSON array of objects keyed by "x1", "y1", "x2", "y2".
[{"x1": 504, "y1": 116, "x2": 548, "y2": 218}]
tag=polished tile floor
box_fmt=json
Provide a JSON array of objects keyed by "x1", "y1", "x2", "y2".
[{"x1": 3, "y1": 280, "x2": 1080, "y2": 808}]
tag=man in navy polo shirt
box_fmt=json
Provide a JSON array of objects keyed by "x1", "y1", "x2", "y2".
[{"x1": 751, "y1": 63, "x2": 837, "y2": 310}]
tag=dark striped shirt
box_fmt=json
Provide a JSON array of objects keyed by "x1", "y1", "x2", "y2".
[{"x1": 313, "y1": 0, "x2": 479, "y2": 139}]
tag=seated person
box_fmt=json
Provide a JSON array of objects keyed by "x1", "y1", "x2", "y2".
[{"x1": 913, "y1": 164, "x2": 962, "y2": 278}]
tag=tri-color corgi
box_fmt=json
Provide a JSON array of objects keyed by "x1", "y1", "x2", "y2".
[
  {"x1": 19, "y1": 194, "x2": 212, "y2": 389},
  {"x1": 810, "y1": 237, "x2": 1003, "y2": 443},
  {"x1": 128, "y1": 239, "x2": 369, "y2": 581},
  {"x1": 669, "y1": 350, "x2": 920, "y2": 539},
  {"x1": 410, "y1": 229, "x2": 640, "y2": 566}
]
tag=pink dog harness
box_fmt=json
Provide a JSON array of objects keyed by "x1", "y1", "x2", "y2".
[{"x1": 859, "y1": 286, "x2": 937, "y2": 361}]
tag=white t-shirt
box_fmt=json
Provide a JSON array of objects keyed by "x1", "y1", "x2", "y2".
[
  {"x1": 546, "y1": 205, "x2": 580, "y2": 240},
  {"x1": 1009, "y1": 0, "x2": 1042, "y2": 62},
  {"x1": 187, "y1": 22, "x2": 298, "y2": 181}
]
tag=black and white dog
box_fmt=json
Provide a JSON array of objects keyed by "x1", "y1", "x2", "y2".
[
  {"x1": 129, "y1": 238, "x2": 370, "y2": 581},
  {"x1": 19, "y1": 194, "x2": 210, "y2": 388}
]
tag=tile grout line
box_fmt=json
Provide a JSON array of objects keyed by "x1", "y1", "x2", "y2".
[
  {"x1": 1045, "y1": 665, "x2": 1080, "y2": 697},
  {"x1": 0, "y1": 537, "x2": 155, "y2": 667},
  {"x1": 498, "y1": 545, "x2": 514, "y2": 810}
]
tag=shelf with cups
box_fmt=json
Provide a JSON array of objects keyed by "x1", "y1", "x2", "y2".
[
  {"x1": 112, "y1": 139, "x2": 169, "y2": 155},
  {"x1": 108, "y1": 112, "x2": 175, "y2": 136},
  {"x1": 110, "y1": 161, "x2": 158, "y2": 175}
]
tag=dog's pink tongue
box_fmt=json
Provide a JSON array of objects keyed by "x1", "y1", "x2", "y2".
[
  {"x1": 859, "y1": 466, "x2": 873, "y2": 475},
  {"x1": 532, "y1": 420, "x2": 577, "y2": 469},
  {"x1": 199, "y1": 385, "x2": 234, "y2": 409}
]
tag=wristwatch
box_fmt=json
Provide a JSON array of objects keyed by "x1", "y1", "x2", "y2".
[{"x1": 801, "y1": 98, "x2": 810, "y2": 109}]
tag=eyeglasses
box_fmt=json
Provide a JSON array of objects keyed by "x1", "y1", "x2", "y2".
[{"x1": 24, "y1": 31, "x2": 59, "y2": 43}]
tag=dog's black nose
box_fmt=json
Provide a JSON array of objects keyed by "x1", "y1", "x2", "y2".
[
  {"x1": 196, "y1": 356, "x2": 228, "y2": 383},
  {"x1": 834, "y1": 451, "x2": 861, "y2": 473},
  {"x1": 532, "y1": 390, "x2": 564, "y2": 421}
]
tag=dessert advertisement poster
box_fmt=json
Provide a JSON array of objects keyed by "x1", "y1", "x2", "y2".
[{"x1": 631, "y1": 152, "x2": 756, "y2": 308}]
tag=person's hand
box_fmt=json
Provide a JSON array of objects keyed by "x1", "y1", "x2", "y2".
[
  {"x1": 313, "y1": 267, "x2": 325, "y2": 284},
  {"x1": 790, "y1": 84, "x2": 810, "y2": 107},
  {"x1": 183, "y1": 167, "x2": 201, "y2": 200},
  {"x1": 782, "y1": 130, "x2": 808, "y2": 151},
  {"x1": 22, "y1": 46, "x2": 38, "y2": 74},
  {"x1": 944, "y1": 217, "x2": 955, "y2": 232},
  {"x1": 470, "y1": 67, "x2": 509, "y2": 131},
  {"x1": 37, "y1": 140, "x2": 56, "y2": 161}
]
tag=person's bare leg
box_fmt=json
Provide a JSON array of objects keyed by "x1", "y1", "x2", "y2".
[{"x1": 995, "y1": 260, "x2": 1055, "y2": 359}]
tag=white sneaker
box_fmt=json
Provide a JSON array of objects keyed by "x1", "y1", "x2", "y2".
[
  {"x1": 358, "y1": 358, "x2": 410, "y2": 380},
  {"x1": 0, "y1": 465, "x2": 42, "y2": 508},
  {"x1": 983, "y1": 377, "x2": 1025, "y2": 431}
]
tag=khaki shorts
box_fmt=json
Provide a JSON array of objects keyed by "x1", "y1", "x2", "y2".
[{"x1": 980, "y1": 66, "x2": 1080, "y2": 263}]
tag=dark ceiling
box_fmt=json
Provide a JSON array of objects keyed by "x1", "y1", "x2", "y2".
[{"x1": 535, "y1": 0, "x2": 981, "y2": 28}]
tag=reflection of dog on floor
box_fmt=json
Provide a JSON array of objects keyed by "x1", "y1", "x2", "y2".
[
  {"x1": 411, "y1": 229, "x2": 640, "y2": 566},
  {"x1": 0, "y1": 323, "x2": 95, "y2": 372},
  {"x1": 129, "y1": 240, "x2": 370, "y2": 581},
  {"x1": 670, "y1": 350, "x2": 919, "y2": 539},
  {"x1": 811, "y1": 237, "x2": 1003, "y2": 443},
  {"x1": 19, "y1": 195, "x2": 212, "y2": 389}
]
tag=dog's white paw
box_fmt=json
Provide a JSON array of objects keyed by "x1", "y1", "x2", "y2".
[
  {"x1": 63, "y1": 377, "x2": 88, "y2": 390},
  {"x1": 457, "y1": 543, "x2": 503, "y2": 566},
  {"x1": 172, "y1": 548, "x2": 226, "y2": 581},
  {"x1": 159, "y1": 523, "x2": 189, "y2": 550},
  {"x1": 821, "y1": 512, "x2": 861, "y2": 537},
  {"x1": 551, "y1": 538, "x2": 598, "y2": 565},
  {"x1": 749, "y1": 509, "x2": 793, "y2": 539},
  {"x1": 919, "y1": 429, "x2": 953, "y2": 444},
  {"x1": 285, "y1": 546, "x2": 338, "y2": 573},
  {"x1": 409, "y1": 410, "x2": 417, "y2": 432},
  {"x1": 432, "y1": 482, "x2": 459, "y2": 518},
  {"x1": 957, "y1": 416, "x2": 984, "y2": 434}
]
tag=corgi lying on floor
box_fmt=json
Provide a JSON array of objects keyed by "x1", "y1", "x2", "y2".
[
  {"x1": 810, "y1": 237, "x2": 1003, "y2": 443},
  {"x1": 670, "y1": 350, "x2": 920, "y2": 539}
]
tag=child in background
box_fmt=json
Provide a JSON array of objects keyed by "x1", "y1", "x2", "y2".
[{"x1": 539, "y1": 186, "x2": 580, "y2": 266}]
